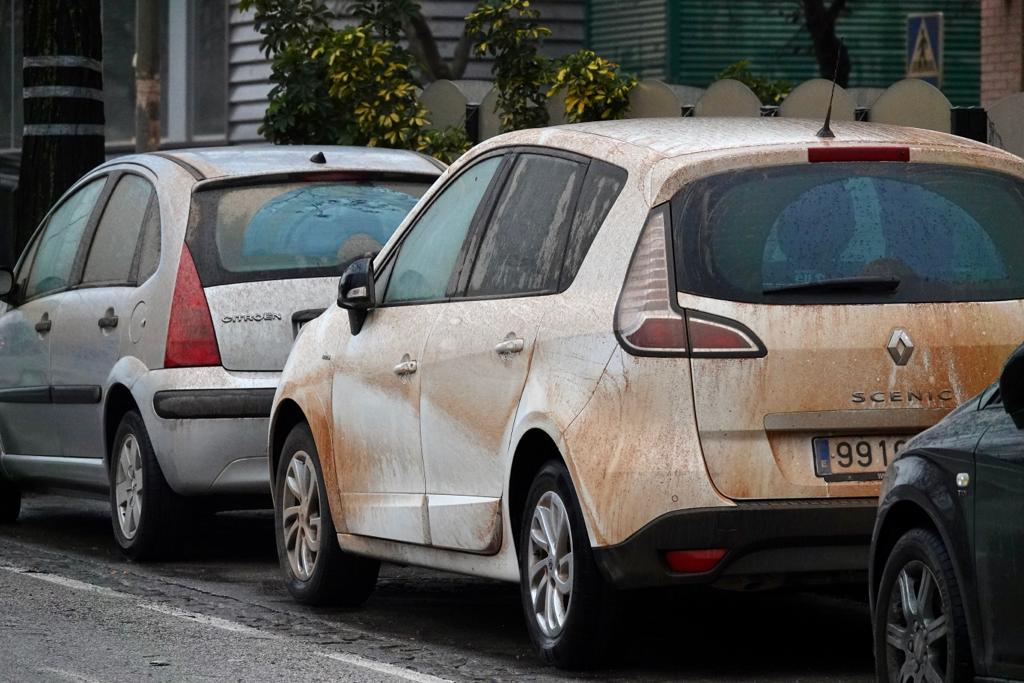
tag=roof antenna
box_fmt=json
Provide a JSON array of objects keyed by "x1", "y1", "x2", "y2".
[{"x1": 816, "y1": 38, "x2": 844, "y2": 139}]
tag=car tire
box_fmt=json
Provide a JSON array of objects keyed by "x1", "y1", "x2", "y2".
[
  {"x1": 275, "y1": 423, "x2": 379, "y2": 606},
  {"x1": 109, "y1": 410, "x2": 187, "y2": 561},
  {"x1": 0, "y1": 478, "x2": 20, "y2": 523},
  {"x1": 874, "y1": 527, "x2": 972, "y2": 683},
  {"x1": 518, "y1": 461, "x2": 616, "y2": 669}
]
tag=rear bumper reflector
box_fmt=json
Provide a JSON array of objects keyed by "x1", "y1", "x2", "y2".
[{"x1": 665, "y1": 548, "x2": 727, "y2": 573}]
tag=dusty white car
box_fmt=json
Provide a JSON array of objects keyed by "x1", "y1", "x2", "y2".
[{"x1": 269, "y1": 118, "x2": 1024, "y2": 668}]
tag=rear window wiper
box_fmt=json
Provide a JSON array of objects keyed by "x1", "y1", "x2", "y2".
[{"x1": 763, "y1": 276, "x2": 901, "y2": 295}]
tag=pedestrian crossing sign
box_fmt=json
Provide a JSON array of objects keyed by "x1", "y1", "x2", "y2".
[{"x1": 907, "y1": 13, "x2": 943, "y2": 86}]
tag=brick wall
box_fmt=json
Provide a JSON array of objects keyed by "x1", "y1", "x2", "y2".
[{"x1": 981, "y1": 0, "x2": 1024, "y2": 105}]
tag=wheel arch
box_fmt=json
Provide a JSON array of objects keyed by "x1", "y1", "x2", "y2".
[
  {"x1": 871, "y1": 466, "x2": 984, "y2": 673},
  {"x1": 507, "y1": 427, "x2": 570, "y2": 557},
  {"x1": 103, "y1": 383, "x2": 141, "y2": 467},
  {"x1": 269, "y1": 398, "x2": 308, "y2": 489}
]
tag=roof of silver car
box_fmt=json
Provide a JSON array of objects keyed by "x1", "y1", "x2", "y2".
[
  {"x1": 112, "y1": 145, "x2": 445, "y2": 180},
  {"x1": 537, "y1": 117, "x2": 1002, "y2": 159}
]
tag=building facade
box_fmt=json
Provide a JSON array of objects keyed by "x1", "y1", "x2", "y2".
[{"x1": 981, "y1": 0, "x2": 1024, "y2": 105}]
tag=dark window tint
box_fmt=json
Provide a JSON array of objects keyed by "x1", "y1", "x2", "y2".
[
  {"x1": 136, "y1": 198, "x2": 162, "y2": 282},
  {"x1": 560, "y1": 161, "x2": 626, "y2": 289},
  {"x1": 385, "y1": 157, "x2": 502, "y2": 304},
  {"x1": 24, "y1": 177, "x2": 105, "y2": 299},
  {"x1": 83, "y1": 175, "x2": 155, "y2": 284},
  {"x1": 467, "y1": 154, "x2": 584, "y2": 297},
  {"x1": 673, "y1": 163, "x2": 1024, "y2": 304},
  {"x1": 188, "y1": 179, "x2": 431, "y2": 287}
]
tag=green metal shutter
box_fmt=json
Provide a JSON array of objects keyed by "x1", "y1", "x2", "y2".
[
  {"x1": 668, "y1": 0, "x2": 979, "y2": 105},
  {"x1": 586, "y1": 0, "x2": 669, "y2": 79}
]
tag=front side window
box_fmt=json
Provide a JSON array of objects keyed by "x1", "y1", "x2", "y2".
[
  {"x1": 83, "y1": 175, "x2": 155, "y2": 285},
  {"x1": 673, "y1": 163, "x2": 1024, "y2": 304},
  {"x1": 385, "y1": 156, "x2": 502, "y2": 304},
  {"x1": 187, "y1": 178, "x2": 431, "y2": 287},
  {"x1": 24, "y1": 177, "x2": 106, "y2": 300},
  {"x1": 467, "y1": 154, "x2": 584, "y2": 297}
]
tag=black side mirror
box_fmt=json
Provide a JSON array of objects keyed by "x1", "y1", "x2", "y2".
[
  {"x1": 0, "y1": 268, "x2": 13, "y2": 301},
  {"x1": 999, "y1": 343, "x2": 1024, "y2": 429},
  {"x1": 338, "y1": 256, "x2": 375, "y2": 335}
]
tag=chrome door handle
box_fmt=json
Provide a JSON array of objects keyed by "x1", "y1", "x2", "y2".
[
  {"x1": 35, "y1": 314, "x2": 51, "y2": 334},
  {"x1": 494, "y1": 334, "x2": 525, "y2": 355},
  {"x1": 393, "y1": 354, "x2": 418, "y2": 377}
]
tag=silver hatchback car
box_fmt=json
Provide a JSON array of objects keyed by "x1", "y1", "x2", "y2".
[{"x1": 0, "y1": 146, "x2": 441, "y2": 558}]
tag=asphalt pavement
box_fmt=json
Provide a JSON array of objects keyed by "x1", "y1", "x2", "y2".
[{"x1": 0, "y1": 493, "x2": 875, "y2": 682}]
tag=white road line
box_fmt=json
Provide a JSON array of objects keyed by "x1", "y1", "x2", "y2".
[
  {"x1": 1, "y1": 564, "x2": 125, "y2": 600},
  {"x1": 138, "y1": 603, "x2": 274, "y2": 639},
  {"x1": 319, "y1": 652, "x2": 452, "y2": 683},
  {"x1": 0, "y1": 565, "x2": 452, "y2": 683},
  {"x1": 37, "y1": 666, "x2": 106, "y2": 683}
]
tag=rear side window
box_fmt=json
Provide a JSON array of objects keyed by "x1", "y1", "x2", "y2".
[
  {"x1": 467, "y1": 154, "x2": 585, "y2": 297},
  {"x1": 188, "y1": 179, "x2": 432, "y2": 287},
  {"x1": 672, "y1": 163, "x2": 1024, "y2": 304},
  {"x1": 560, "y1": 161, "x2": 626, "y2": 289},
  {"x1": 24, "y1": 177, "x2": 106, "y2": 299},
  {"x1": 83, "y1": 174, "x2": 155, "y2": 285}
]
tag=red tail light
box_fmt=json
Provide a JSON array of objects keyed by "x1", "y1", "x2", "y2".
[
  {"x1": 615, "y1": 206, "x2": 766, "y2": 358},
  {"x1": 164, "y1": 245, "x2": 221, "y2": 368},
  {"x1": 808, "y1": 146, "x2": 910, "y2": 162},
  {"x1": 665, "y1": 548, "x2": 728, "y2": 573},
  {"x1": 615, "y1": 206, "x2": 690, "y2": 356}
]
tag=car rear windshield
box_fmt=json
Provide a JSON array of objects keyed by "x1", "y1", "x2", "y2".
[
  {"x1": 671, "y1": 163, "x2": 1024, "y2": 304},
  {"x1": 188, "y1": 178, "x2": 431, "y2": 286}
]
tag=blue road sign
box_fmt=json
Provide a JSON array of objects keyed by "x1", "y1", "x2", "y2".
[{"x1": 907, "y1": 13, "x2": 943, "y2": 87}]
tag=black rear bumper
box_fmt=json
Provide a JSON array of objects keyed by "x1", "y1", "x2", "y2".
[{"x1": 592, "y1": 499, "x2": 878, "y2": 589}]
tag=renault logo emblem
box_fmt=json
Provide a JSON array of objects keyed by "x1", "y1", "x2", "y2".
[{"x1": 887, "y1": 329, "x2": 914, "y2": 366}]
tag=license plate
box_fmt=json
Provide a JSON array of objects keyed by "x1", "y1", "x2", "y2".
[{"x1": 813, "y1": 436, "x2": 909, "y2": 481}]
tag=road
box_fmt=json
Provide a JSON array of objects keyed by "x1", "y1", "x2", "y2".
[{"x1": 0, "y1": 493, "x2": 875, "y2": 682}]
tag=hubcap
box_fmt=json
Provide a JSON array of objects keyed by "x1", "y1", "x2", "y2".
[
  {"x1": 281, "y1": 451, "x2": 322, "y2": 581},
  {"x1": 884, "y1": 560, "x2": 950, "y2": 683},
  {"x1": 526, "y1": 490, "x2": 574, "y2": 638},
  {"x1": 114, "y1": 434, "x2": 144, "y2": 540}
]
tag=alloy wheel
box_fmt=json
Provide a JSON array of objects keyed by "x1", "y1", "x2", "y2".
[
  {"x1": 281, "y1": 450, "x2": 322, "y2": 581},
  {"x1": 884, "y1": 560, "x2": 950, "y2": 683},
  {"x1": 527, "y1": 490, "x2": 574, "y2": 638},
  {"x1": 114, "y1": 434, "x2": 144, "y2": 540}
]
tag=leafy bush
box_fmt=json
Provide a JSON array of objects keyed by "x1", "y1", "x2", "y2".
[
  {"x1": 240, "y1": 0, "x2": 467, "y2": 162},
  {"x1": 466, "y1": 0, "x2": 552, "y2": 132},
  {"x1": 548, "y1": 49, "x2": 636, "y2": 123},
  {"x1": 316, "y1": 25, "x2": 469, "y2": 163},
  {"x1": 716, "y1": 60, "x2": 792, "y2": 105}
]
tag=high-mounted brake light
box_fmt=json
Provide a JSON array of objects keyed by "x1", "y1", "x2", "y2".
[
  {"x1": 665, "y1": 549, "x2": 727, "y2": 574},
  {"x1": 164, "y1": 245, "x2": 221, "y2": 368},
  {"x1": 808, "y1": 146, "x2": 910, "y2": 163}
]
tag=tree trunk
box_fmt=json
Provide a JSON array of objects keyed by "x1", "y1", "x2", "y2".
[
  {"x1": 135, "y1": 0, "x2": 161, "y2": 152},
  {"x1": 14, "y1": 0, "x2": 104, "y2": 258},
  {"x1": 802, "y1": 0, "x2": 851, "y2": 87}
]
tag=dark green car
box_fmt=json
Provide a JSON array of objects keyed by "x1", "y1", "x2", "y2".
[{"x1": 870, "y1": 343, "x2": 1024, "y2": 682}]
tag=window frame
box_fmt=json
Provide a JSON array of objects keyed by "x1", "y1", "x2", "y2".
[
  {"x1": 15, "y1": 173, "x2": 111, "y2": 305},
  {"x1": 375, "y1": 149, "x2": 515, "y2": 308},
  {"x1": 78, "y1": 170, "x2": 161, "y2": 289}
]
